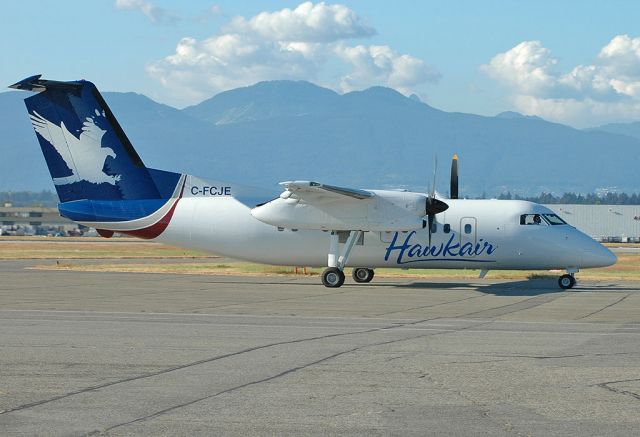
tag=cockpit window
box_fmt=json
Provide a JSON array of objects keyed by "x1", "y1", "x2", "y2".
[
  {"x1": 542, "y1": 213, "x2": 567, "y2": 225},
  {"x1": 520, "y1": 213, "x2": 567, "y2": 226},
  {"x1": 520, "y1": 214, "x2": 543, "y2": 225}
]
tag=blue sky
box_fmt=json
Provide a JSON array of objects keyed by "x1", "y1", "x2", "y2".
[{"x1": 2, "y1": 1, "x2": 640, "y2": 127}]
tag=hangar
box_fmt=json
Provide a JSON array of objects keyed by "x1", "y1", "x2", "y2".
[{"x1": 546, "y1": 204, "x2": 640, "y2": 242}]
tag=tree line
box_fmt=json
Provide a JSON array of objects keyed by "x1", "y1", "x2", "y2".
[{"x1": 496, "y1": 191, "x2": 640, "y2": 205}]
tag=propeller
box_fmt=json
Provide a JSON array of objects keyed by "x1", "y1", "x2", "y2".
[
  {"x1": 450, "y1": 154, "x2": 459, "y2": 199},
  {"x1": 426, "y1": 156, "x2": 449, "y2": 246}
]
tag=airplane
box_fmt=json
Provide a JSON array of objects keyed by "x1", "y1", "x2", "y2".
[{"x1": 9, "y1": 75, "x2": 617, "y2": 289}]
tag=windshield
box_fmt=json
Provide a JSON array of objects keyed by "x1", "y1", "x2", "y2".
[
  {"x1": 520, "y1": 214, "x2": 543, "y2": 225},
  {"x1": 542, "y1": 213, "x2": 567, "y2": 225},
  {"x1": 520, "y1": 213, "x2": 567, "y2": 226}
]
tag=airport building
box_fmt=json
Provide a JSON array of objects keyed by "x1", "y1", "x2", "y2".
[
  {"x1": 545, "y1": 204, "x2": 640, "y2": 242},
  {"x1": 0, "y1": 204, "x2": 80, "y2": 236}
]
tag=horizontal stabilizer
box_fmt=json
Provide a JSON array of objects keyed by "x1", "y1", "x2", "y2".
[{"x1": 9, "y1": 74, "x2": 84, "y2": 93}]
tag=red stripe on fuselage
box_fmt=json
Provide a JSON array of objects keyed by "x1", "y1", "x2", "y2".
[{"x1": 121, "y1": 179, "x2": 185, "y2": 240}]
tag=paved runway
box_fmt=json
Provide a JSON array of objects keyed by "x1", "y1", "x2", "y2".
[{"x1": 1, "y1": 259, "x2": 639, "y2": 436}]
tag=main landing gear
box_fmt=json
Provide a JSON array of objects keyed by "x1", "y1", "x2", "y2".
[
  {"x1": 353, "y1": 267, "x2": 375, "y2": 283},
  {"x1": 321, "y1": 230, "x2": 373, "y2": 288},
  {"x1": 321, "y1": 267, "x2": 345, "y2": 287},
  {"x1": 558, "y1": 268, "x2": 578, "y2": 289}
]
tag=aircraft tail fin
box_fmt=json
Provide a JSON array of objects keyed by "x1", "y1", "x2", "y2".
[{"x1": 10, "y1": 75, "x2": 179, "y2": 202}]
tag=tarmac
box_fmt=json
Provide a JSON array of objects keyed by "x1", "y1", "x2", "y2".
[{"x1": 1, "y1": 258, "x2": 639, "y2": 436}]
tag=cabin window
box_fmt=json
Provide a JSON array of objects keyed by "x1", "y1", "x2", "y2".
[
  {"x1": 464, "y1": 224, "x2": 472, "y2": 234},
  {"x1": 543, "y1": 214, "x2": 567, "y2": 225},
  {"x1": 443, "y1": 224, "x2": 451, "y2": 233},
  {"x1": 431, "y1": 222, "x2": 437, "y2": 233}
]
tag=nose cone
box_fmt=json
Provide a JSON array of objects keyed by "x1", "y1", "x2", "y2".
[{"x1": 582, "y1": 242, "x2": 617, "y2": 268}]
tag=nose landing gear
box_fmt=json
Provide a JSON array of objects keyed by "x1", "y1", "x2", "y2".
[{"x1": 558, "y1": 273, "x2": 576, "y2": 289}]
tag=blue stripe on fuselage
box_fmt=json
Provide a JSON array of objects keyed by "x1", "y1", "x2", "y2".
[{"x1": 58, "y1": 198, "x2": 168, "y2": 222}]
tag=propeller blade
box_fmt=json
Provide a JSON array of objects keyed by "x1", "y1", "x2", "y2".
[
  {"x1": 450, "y1": 154, "x2": 458, "y2": 199},
  {"x1": 431, "y1": 155, "x2": 438, "y2": 199},
  {"x1": 425, "y1": 154, "x2": 448, "y2": 248}
]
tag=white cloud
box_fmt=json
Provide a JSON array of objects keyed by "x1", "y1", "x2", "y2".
[
  {"x1": 115, "y1": 0, "x2": 179, "y2": 24},
  {"x1": 146, "y1": 2, "x2": 438, "y2": 106},
  {"x1": 481, "y1": 41, "x2": 557, "y2": 96},
  {"x1": 598, "y1": 34, "x2": 640, "y2": 77},
  {"x1": 223, "y1": 1, "x2": 375, "y2": 42},
  {"x1": 336, "y1": 44, "x2": 440, "y2": 94},
  {"x1": 483, "y1": 35, "x2": 640, "y2": 126}
]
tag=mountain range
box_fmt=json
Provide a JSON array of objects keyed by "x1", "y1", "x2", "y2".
[{"x1": 1, "y1": 80, "x2": 639, "y2": 197}]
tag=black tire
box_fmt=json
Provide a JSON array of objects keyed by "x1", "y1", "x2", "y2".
[
  {"x1": 352, "y1": 268, "x2": 375, "y2": 283},
  {"x1": 558, "y1": 274, "x2": 575, "y2": 289},
  {"x1": 322, "y1": 267, "x2": 345, "y2": 288}
]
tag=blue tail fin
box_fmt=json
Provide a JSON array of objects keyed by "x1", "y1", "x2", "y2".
[{"x1": 10, "y1": 75, "x2": 179, "y2": 202}]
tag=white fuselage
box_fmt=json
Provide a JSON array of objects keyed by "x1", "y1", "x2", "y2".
[{"x1": 152, "y1": 185, "x2": 616, "y2": 271}]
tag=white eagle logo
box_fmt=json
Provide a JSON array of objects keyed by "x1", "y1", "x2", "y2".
[{"x1": 29, "y1": 111, "x2": 121, "y2": 186}]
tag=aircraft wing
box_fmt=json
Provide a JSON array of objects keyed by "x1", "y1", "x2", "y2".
[
  {"x1": 280, "y1": 181, "x2": 373, "y2": 200},
  {"x1": 252, "y1": 180, "x2": 427, "y2": 232}
]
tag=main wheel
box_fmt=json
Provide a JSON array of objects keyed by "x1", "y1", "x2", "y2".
[
  {"x1": 558, "y1": 274, "x2": 575, "y2": 289},
  {"x1": 322, "y1": 267, "x2": 345, "y2": 288},
  {"x1": 352, "y1": 268, "x2": 375, "y2": 283}
]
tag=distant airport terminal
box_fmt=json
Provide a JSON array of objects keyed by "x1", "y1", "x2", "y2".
[
  {"x1": 0, "y1": 203, "x2": 84, "y2": 236},
  {"x1": 1, "y1": 202, "x2": 639, "y2": 242}
]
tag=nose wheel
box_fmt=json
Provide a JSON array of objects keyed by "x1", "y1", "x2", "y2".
[{"x1": 558, "y1": 274, "x2": 576, "y2": 289}]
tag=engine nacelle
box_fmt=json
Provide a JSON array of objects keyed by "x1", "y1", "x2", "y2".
[{"x1": 250, "y1": 190, "x2": 428, "y2": 231}]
